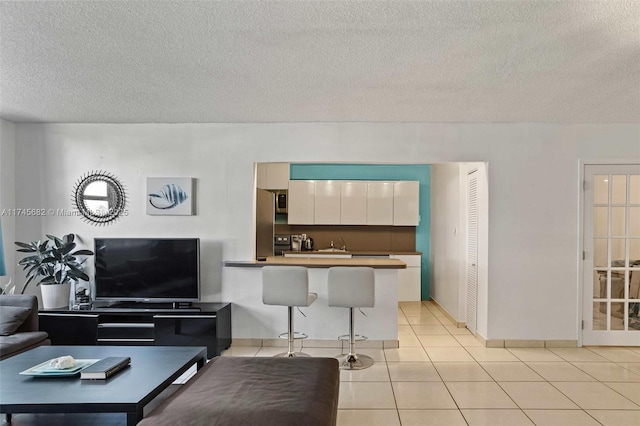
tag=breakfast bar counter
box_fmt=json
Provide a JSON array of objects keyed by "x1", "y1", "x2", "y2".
[
  {"x1": 223, "y1": 256, "x2": 406, "y2": 269},
  {"x1": 223, "y1": 257, "x2": 405, "y2": 345}
]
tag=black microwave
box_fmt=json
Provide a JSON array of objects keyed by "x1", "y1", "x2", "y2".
[{"x1": 274, "y1": 190, "x2": 287, "y2": 214}]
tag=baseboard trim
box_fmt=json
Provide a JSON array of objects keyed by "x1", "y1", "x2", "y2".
[
  {"x1": 483, "y1": 339, "x2": 579, "y2": 348},
  {"x1": 427, "y1": 298, "x2": 465, "y2": 328},
  {"x1": 231, "y1": 338, "x2": 395, "y2": 349}
]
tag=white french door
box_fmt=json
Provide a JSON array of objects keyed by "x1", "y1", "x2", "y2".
[{"x1": 582, "y1": 164, "x2": 640, "y2": 346}]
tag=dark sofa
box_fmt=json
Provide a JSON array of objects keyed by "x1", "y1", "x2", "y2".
[
  {"x1": 140, "y1": 356, "x2": 340, "y2": 426},
  {"x1": 0, "y1": 295, "x2": 50, "y2": 360}
]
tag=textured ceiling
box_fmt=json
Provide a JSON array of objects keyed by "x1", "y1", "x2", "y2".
[{"x1": 1, "y1": 1, "x2": 638, "y2": 123}]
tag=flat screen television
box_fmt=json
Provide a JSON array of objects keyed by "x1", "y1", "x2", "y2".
[{"x1": 94, "y1": 238, "x2": 200, "y2": 303}]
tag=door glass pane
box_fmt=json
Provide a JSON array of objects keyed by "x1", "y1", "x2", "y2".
[
  {"x1": 611, "y1": 207, "x2": 626, "y2": 236},
  {"x1": 630, "y1": 175, "x2": 640, "y2": 204},
  {"x1": 594, "y1": 207, "x2": 608, "y2": 236},
  {"x1": 630, "y1": 302, "x2": 640, "y2": 330},
  {"x1": 593, "y1": 302, "x2": 607, "y2": 330},
  {"x1": 611, "y1": 302, "x2": 625, "y2": 330},
  {"x1": 630, "y1": 208, "x2": 640, "y2": 236},
  {"x1": 593, "y1": 271, "x2": 607, "y2": 298},
  {"x1": 594, "y1": 239, "x2": 608, "y2": 267},
  {"x1": 612, "y1": 175, "x2": 627, "y2": 204},
  {"x1": 611, "y1": 272, "x2": 625, "y2": 298},
  {"x1": 631, "y1": 270, "x2": 640, "y2": 300},
  {"x1": 630, "y1": 239, "x2": 640, "y2": 264},
  {"x1": 611, "y1": 238, "x2": 626, "y2": 265},
  {"x1": 594, "y1": 175, "x2": 609, "y2": 204}
]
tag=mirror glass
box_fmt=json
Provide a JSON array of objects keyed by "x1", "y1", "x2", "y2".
[{"x1": 73, "y1": 172, "x2": 126, "y2": 225}]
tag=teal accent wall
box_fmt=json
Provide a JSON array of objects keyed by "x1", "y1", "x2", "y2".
[{"x1": 290, "y1": 164, "x2": 431, "y2": 300}]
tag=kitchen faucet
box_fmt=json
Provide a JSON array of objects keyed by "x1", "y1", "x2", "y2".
[{"x1": 329, "y1": 238, "x2": 347, "y2": 251}]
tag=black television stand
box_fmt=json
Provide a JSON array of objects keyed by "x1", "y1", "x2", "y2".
[{"x1": 38, "y1": 302, "x2": 232, "y2": 358}]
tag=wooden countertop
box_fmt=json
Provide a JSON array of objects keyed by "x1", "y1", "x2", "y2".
[
  {"x1": 224, "y1": 256, "x2": 406, "y2": 269},
  {"x1": 282, "y1": 250, "x2": 422, "y2": 256}
]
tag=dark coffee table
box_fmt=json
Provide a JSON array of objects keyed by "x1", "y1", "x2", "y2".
[{"x1": 0, "y1": 345, "x2": 206, "y2": 425}]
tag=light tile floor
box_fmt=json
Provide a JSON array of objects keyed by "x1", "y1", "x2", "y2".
[{"x1": 223, "y1": 300, "x2": 640, "y2": 426}]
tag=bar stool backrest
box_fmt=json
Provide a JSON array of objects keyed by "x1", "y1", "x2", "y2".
[
  {"x1": 327, "y1": 267, "x2": 375, "y2": 308},
  {"x1": 262, "y1": 266, "x2": 311, "y2": 307}
]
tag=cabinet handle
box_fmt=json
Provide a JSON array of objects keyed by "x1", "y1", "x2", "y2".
[
  {"x1": 153, "y1": 315, "x2": 217, "y2": 319},
  {"x1": 39, "y1": 313, "x2": 99, "y2": 318},
  {"x1": 98, "y1": 323, "x2": 154, "y2": 328}
]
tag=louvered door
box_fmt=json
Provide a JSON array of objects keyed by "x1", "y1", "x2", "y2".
[{"x1": 466, "y1": 170, "x2": 479, "y2": 334}]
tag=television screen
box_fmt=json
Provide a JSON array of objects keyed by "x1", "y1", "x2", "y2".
[{"x1": 94, "y1": 238, "x2": 200, "y2": 302}]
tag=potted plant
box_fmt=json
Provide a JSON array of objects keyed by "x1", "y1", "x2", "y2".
[{"x1": 15, "y1": 234, "x2": 93, "y2": 309}]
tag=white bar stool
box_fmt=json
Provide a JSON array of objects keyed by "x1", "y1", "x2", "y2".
[
  {"x1": 327, "y1": 266, "x2": 375, "y2": 370},
  {"x1": 262, "y1": 266, "x2": 317, "y2": 357}
]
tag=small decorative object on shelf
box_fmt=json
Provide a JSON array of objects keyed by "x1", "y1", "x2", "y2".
[{"x1": 73, "y1": 285, "x2": 92, "y2": 310}]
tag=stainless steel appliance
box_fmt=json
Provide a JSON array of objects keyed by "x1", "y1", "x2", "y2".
[
  {"x1": 303, "y1": 236, "x2": 314, "y2": 250},
  {"x1": 291, "y1": 234, "x2": 303, "y2": 252},
  {"x1": 274, "y1": 234, "x2": 291, "y2": 256},
  {"x1": 274, "y1": 190, "x2": 287, "y2": 214},
  {"x1": 256, "y1": 189, "x2": 275, "y2": 258}
]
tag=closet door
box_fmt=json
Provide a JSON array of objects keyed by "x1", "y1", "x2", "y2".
[{"x1": 465, "y1": 170, "x2": 478, "y2": 335}]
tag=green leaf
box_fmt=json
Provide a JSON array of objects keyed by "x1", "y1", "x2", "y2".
[
  {"x1": 59, "y1": 243, "x2": 76, "y2": 256},
  {"x1": 39, "y1": 276, "x2": 55, "y2": 284},
  {"x1": 71, "y1": 249, "x2": 94, "y2": 256},
  {"x1": 16, "y1": 248, "x2": 37, "y2": 253},
  {"x1": 15, "y1": 241, "x2": 36, "y2": 250}
]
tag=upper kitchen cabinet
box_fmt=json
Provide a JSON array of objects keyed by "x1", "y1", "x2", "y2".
[
  {"x1": 288, "y1": 180, "x2": 315, "y2": 224},
  {"x1": 256, "y1": 163, "x2": 290, "y2": 190},
  {"x1": 341, "y1": 181, "x2": 367, "y2": 225},
  {"x1": 315, "y1": 181, "x2": 341, "y2": 224},
  {"x1": 367, "y1": 182, "x2": 394, "y2": 225},
  {"x1": 394, "y1": 181, "x2": 420, "y2": 226}
]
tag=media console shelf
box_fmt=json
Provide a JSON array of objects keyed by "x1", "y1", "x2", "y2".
[{"x1": 39, "y1": 303, "x2": 231, "y2": 358}]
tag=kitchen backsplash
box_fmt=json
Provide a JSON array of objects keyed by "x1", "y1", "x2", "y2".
[{"x1": 273, "y1": 224, "x2": 416, "y2": 252}]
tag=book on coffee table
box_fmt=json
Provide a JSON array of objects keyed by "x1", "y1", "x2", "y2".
[{"x1": 80, "y1": 357, "x2": 131, "y2": 380}]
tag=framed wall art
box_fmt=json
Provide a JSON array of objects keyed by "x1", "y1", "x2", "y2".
[{"x1": 146, "y1": 177, "x2": 194, "y2": 215}]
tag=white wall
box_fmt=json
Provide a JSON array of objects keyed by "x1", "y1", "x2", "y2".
[
  {"x1": 429, "y1": 163, "x2": 462, "y2": 318},
  {"x1": 9, "y1": 122, "x2": 640, "y2": 340}
]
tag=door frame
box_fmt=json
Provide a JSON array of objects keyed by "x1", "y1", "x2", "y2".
[{"x1": 578, "y1": 159, "x2": 640, "y2": 347}]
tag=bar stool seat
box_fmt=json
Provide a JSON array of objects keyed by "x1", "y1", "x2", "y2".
[
  {"x1": 328, "y1": 266, "x2": 375, "y2": 370},
  {"x1": 262, "y1": 266, "x2": 317, "y2": 357}
]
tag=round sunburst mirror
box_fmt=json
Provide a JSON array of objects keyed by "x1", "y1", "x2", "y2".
[{"x1": 72, "y1": 171, "x2": 126, "y2": 225}]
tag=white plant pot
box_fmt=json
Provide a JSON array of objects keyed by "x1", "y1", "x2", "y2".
[{"x1": 40, "y1": 282, "x2": 71, "y2": 309}]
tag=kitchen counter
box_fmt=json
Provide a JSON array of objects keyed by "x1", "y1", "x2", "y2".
[
  {"x1": 224, "y1": 256, "x2": 406, "y2": 269},
  {"x1": 281, "y1": 250, "x2": 422, "y2": 256}
]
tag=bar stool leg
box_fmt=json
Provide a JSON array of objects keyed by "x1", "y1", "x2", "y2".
[
  {"x1": 337, "y1": 307, "x2": 373, "y2": 370},
  {"x1": 276, "y1": 306, "x2": 310, "y2": 358}
]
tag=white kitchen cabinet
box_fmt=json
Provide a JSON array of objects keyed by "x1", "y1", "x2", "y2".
[
  {"x1": 288, "y1": 180, "x2": 315, "y2": 224},
  {"x1": 256, "y1": 163, "x2": 289, "y2": 189},
  {"x1": 392, "y1": 254, "x2": 421, "y2": 301},
  {"x1": 393, "y1": 181, "x2": 420, "y2": 226},
  {"x1": 340, "y1": 181, "x2": 367, "y2": 225},
  {"x1": 367, "y1": 182, "x2": 394, "y2": 225},
  {"x1": 314, "y1": 180, "x2": 341, "y2": 224}
]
